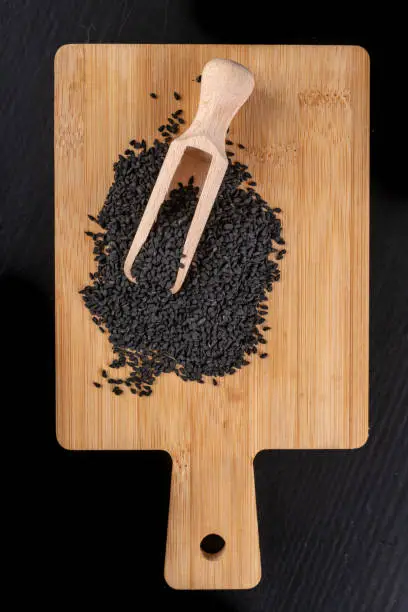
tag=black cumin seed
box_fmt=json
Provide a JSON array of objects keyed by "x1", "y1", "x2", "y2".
[
  {"x1": 178, "y1": 117, "x2": 185, "y2": 124},
  {"x1": 158, "y1": 125, "x2": 165, "y2": 132},
  {"x1": 130, "y1": 388, "x2": 137, "y2": 394},
  {"x1": 260, "y1": 353, "x2": 268, "y2": 359},
  {"x1": 212, "y1": 379, "x2": 218, "y2": 386},
  {"x1": 195, "y1": 75, "x2": 202, "y2": 82},
  {"x1": 98, "y1": 326, "x2": 105, "y2": 333},
  {"x1": 81, "y1": 121, "x2": 285, "y2": 397},
  {"x1": 238, "y1": 144, "x2": 245, "y2": 149},
  {"x1": 88, "y1": 214, "x2": 97, "y2": 222},
  {"x1": 93, "y1": 382, "x2": 101, "y2": 388},
  {"x1": 150, "y1": 93, "x2": 158, "y2": 99},
  {"x1": 113, "y1": 386, "x2": 123, "y2": 395},
  {"x1": 102, "y1": 370, "x2": 107, "y2": 378},
  {"x1": 173, "y1": 91, "x2": 181, "y2": 100},
  {"x1": 226, "y1": 151, "x2": 234, "y2": 157},
  {"x1": 226, "y1": 139, "x2": 233, "y2": 145},
  {"x1": 248, "y1": 181, "x2": 257, "y2": 186},
  {"x1": 262, "y1": 326, "x2": 271, "y2": 331}
]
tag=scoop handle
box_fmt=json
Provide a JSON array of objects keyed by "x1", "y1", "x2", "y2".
[{"x1": 186, "y1": 59, "x2": 255, "y2": 152}]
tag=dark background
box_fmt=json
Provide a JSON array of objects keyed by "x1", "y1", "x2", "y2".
[{"x1": 1, "y1": 1, "x2": 407, "y2": 610}]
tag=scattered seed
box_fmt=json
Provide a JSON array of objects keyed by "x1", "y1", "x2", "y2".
[
  {"x1": 93, "y1": 382, "x2": 101, "y2": 388},
  {"x1": 260, "y1": 353, "x2": 268, "y2": 359},
  {"x1": 226, "y1": 151, "x2": 234, "y2": 157},
  {"x1": 238, "y1": 144, "x2": 245, "y2": 149},
  {"x1": 226, "y1": 139, "x2": 234, "y2": 145},
  {"x1": 102, "y1": 370, "x2": 108, "y2": 378},
  {"x1": 195, "y1": 75, "x2": 202, "y2": 83},
  {"x1": 174, "y1": 91, "x2": 181, "y2": 100},
  {"x1": 150, "y1": 93, "x2": 158, "y2": 99}
]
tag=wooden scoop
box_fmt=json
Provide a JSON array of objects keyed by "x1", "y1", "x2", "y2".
[{"x1": 124, "y1": 58, "x2": 255, "y2": 293}]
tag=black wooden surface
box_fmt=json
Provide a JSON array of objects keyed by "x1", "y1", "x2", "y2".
[{"x1": 1, "y1": 2, "x2": 407, "y2": 610}]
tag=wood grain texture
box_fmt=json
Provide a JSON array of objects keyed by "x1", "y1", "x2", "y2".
[{"x1": 55, "y1": 44, "x2": 369, "y2": 589}]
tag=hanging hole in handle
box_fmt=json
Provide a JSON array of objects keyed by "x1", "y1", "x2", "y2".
[{"x1": 200, "y1": 533, "x2": 226, "y2": 560}]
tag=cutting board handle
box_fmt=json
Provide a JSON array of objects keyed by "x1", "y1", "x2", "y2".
[{"x1": 164, "y1": 446, "x2": 261, "y2": 589}]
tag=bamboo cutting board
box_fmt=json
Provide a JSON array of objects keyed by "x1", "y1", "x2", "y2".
[{"x1": 55, "y1": 45, "x2": 369, "y2": 590}]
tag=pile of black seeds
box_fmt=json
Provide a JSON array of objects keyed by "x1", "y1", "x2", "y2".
[{"x1": 80, "y1": 103, "x2": 285, "y2": 397}]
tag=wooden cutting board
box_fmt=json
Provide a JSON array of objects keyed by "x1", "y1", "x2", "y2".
[{"x1": 55, "y1": 44, "x2": 369, "y2": 589}]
